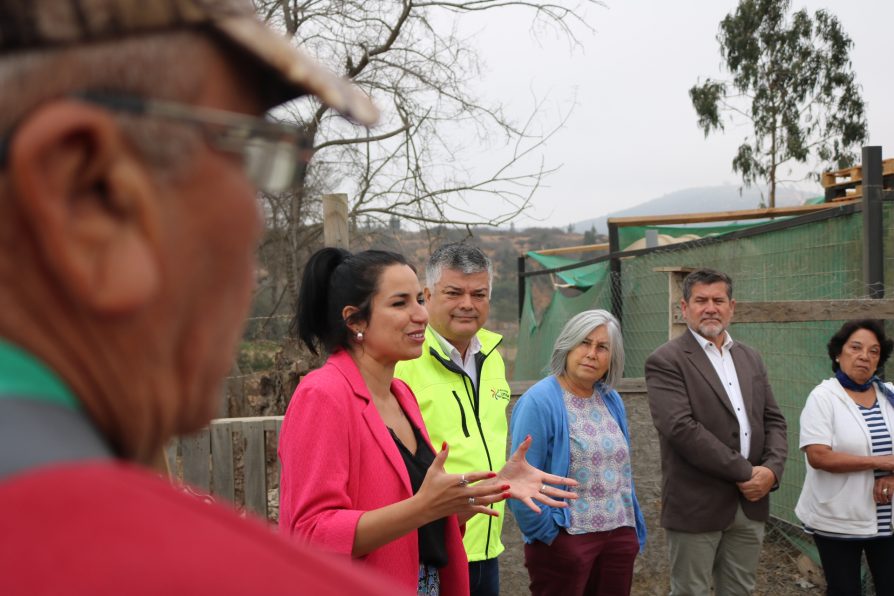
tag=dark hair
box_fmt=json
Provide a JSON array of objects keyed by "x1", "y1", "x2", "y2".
[
  {"x1": 827, "y1": 319, "x2": 893, "y2": 373},
  {"x1": 295, "y1": 248, "x2": 411, "y2": 355},
  {"x1": 682, "y1": 268, "x2": 733, "y2": 301}
]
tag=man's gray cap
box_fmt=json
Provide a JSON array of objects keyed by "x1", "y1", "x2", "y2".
[{"x1": 0, "y1": 0, "x2": 378, "y2": 125}]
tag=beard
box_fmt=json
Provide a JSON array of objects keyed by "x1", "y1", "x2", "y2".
[{"x1": 697, "y1": 320, "x2": 725, "y2": 339}]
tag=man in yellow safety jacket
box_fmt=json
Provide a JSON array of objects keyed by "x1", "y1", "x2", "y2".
[{"x1": 396, "y1": 243, "x2": 512, "y2": 596}]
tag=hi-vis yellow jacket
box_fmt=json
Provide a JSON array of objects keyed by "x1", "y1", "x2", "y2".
[{"x1": 395, "y1": 326, "x2": 512, "y2": 562}]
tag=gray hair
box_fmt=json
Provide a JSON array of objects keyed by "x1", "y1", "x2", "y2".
[
  {"x1": 549, "y1": 309, "x2": 625, "y2": 388},
  {"x1": 0, "y1": 30, "x2": 211, "y2": 180},
  {"x1": 425, "y1": 242, "x2": 493, "y2": 293}
]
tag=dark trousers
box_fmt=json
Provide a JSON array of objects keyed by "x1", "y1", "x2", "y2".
[
  {"x1": 468, "y1": 557, "x2": 499, "y2": 596},
  {"x1": 813, "y1": 533, "x2": 894, "y2": 596},
  {"x1": 524, "y1": 527, "x2": 639, "y2": 596}
]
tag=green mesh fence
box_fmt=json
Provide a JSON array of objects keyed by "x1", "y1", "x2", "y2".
[
  {"x1": 514, "y1": 274, "x2": 613, "y2": 379},
  {"x1": 526, "y1": 252, "x2": 609, "y2": 289},
  {"x1": 617, "y1": 221, "x2": 768, "y2": 251},
  {"x1": 612, "y1": 193, "x2": 825, "y2": 251},
  {"x1": 516, "y1": 203, "x2": 890, "y2": 532}
]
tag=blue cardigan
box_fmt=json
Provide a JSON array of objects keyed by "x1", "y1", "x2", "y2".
[{"x1": 508, "y1": 375, "x2": 647, "y2": 550}]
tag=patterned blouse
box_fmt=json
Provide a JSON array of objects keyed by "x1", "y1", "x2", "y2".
[{"x1": 563, "y1": 387, "x2": 635, "y2": 534}]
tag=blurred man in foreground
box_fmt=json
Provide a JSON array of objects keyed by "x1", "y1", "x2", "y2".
[{"x1": 0, "y1": 1, "x2": 401, "y2": 593}]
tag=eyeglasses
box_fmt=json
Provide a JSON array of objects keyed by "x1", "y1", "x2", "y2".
[{"x1": 0, "y1": 91, "x2": 314, "y2": 194}]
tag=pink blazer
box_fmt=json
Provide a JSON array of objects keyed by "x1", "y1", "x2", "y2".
[{"x1": 279, "y1": 349, "x2": 469, "y2": 595}]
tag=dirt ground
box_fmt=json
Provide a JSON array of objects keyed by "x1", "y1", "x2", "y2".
[{"x1": 497, "y1": 393, "x2": 826, "y2": 596}]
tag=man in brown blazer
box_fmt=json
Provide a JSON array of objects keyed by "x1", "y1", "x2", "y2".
[{"x1": 646, "y1": 269, "x2": 787, "y2": 596}]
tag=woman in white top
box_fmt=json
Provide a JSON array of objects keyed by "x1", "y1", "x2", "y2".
[{"x1": 796, "y1": 319, "x2": 894, "y2": 596}]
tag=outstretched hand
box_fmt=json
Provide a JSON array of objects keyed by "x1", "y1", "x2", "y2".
[
  {"x1": 498, "y1": 435, "x2": 578, "y2": 513},
  {"x1": 417, "y1": 442, "x2": 508, "y2": 521}
]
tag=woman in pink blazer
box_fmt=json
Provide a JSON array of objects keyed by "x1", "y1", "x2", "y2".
[{"x1": 279, "y1": 248, "x2": 575, "y2": 595}]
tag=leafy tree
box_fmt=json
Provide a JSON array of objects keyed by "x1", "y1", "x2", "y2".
[{"x1": 690, "y1": 0, "x2": 866, "y2": 207}]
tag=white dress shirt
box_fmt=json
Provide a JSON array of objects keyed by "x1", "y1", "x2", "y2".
[
  {"x1": 689, "y1": 328, "x2": 752, "y2": 458},
  {"x1": 431, "y1": 328, "x2": 482, "y2": 390}
]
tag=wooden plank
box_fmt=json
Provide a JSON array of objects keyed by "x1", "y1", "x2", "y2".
[
  {"x1": 606, "y1": 200, "x2": 860, "y2": 228},
  {"x1": 830, "y1": 186, "x2": 862, "y2": 200},
  {"x1": 322, "y1": 193, "x2": 349, "y2": 249},
  {"x1": 616, "y1": 377, "x2": 647, "y2": 393},
  {"x1": 509, "y1": 380, "x2": 534, "y2": 397},
  {"x1": 214, "y1": 415, "x2": 283, "y2": 425},
  {"x1": 511, "y1": 377, "x2": 646, "y2": 396},
  {"x1": 181, "y1": 428, "x2": 211, "y2": 492},
  {"x1": 533, "y1": 243, "x2": 609, "y2": 256},
  {"x1": 242, "y1": 419, "x2": 267, "y2": 518},
  {"x1": 822, "y1": 165, "x2": 861, "y2": 188},
  {"x1": 275, "y1": 417, "x2": 283, "y2": 522},
  {"x1": 821, "y1": 158, "x2": 894, "y2": 188},
  {"x1": 210, "y1": 421, "x2": 235, "y2": 503},
  {"x1": 734, "y1": 299, "x2": 894, "y2": 323},
  {"x1": 164, "y1": 441, "x2": 179, "y2": 480},
  {"x1": 654, "y1": 267, "x2": 695, "y2": 341},
  {"x1": 653, "y1": 266, "x2": 696, "y2": 273}
]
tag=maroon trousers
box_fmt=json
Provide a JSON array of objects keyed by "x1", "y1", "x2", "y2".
[{"x1": 524, "y1": 527, "x2": 639, "y2": 596}]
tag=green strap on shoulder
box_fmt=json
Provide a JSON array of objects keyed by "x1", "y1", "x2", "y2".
[{"x1": 0, "y1": 338, "x2": 80, "y2": 410}]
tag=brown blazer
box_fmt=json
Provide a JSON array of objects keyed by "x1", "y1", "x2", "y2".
[{"x1": 645, "y1": 330, "x2": 787, "y2": 533}]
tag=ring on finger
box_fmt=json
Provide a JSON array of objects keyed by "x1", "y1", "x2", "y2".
[
  {"x1": 540, "y1": 484, "x2": 548, "y2": 494},
  {"x1": 884, "y1": 487, "x2": 889, "y2": 496},
  {"x1": 468, "y1": 496, "x2": 476, "y2": 506},
  {"x1": 459, "y1": 474, "x2": 469, "y2": 487}
]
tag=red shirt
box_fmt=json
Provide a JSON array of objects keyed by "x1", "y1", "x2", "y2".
[{"x1": 1, "y1": 461, "x2": 407, "y2": 595}]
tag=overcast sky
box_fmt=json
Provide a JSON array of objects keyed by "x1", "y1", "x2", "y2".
[{"x1": 456, "y1": 0, "x2": 894, "y2": 229}]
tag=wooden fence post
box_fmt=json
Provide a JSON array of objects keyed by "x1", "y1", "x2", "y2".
[
  {"x1": 322, "y1": 193, "x2": 349, "y2": 249},
  {"x1": 654, "y1": 267, "x2": 694, "y2": 341}
]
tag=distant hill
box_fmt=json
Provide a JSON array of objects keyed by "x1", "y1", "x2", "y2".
[{"x1": 573, "y1": 184, "x2": 822, "y2": 234}]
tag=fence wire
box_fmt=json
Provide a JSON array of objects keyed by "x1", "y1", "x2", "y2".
[{"x1": 516, "y1": 203, "x2": 891, "y2": 595}]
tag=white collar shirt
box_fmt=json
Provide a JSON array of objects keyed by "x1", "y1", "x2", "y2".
[
  {"x1": 431, "y1": 327, "x2": 482, "y2": 389},
  {"x1": 689, "y1": 327, "x2": 751, "y2": 458}
]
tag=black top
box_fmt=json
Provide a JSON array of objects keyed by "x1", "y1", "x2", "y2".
[{"x1": 389, "y1": 424, "x2": 448, "y2": 568}]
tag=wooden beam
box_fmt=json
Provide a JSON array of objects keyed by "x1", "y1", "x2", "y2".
[
  {"x1": 821, "y1": 157, "x2": 894, "y2": 188},
  {"x1": 322, "y1": 193, "x2": 349, "y2": 249},
  {"x1": 510, "y1": 377, "x2": 646, "y2": 397},
  {"x1": 606, "y1": 200, "x2": 860, "y2": 228},
  {"x1": 733, "y1": 299, "x2": 894, "y2": 323},
  {"x1": 533, "y1": 243, "x2": 609, "y2": 256},
  {"x1": 655, "y1": 267, "x2": 695, "y2": 340}
]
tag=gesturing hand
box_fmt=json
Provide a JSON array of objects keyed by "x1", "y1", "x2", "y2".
[
  {"x1": 497, "y1": 435, "x2": 579, "y2": 514},
  {"x1": 416, "y1": 443, "x2": 508, "y2": 521}
]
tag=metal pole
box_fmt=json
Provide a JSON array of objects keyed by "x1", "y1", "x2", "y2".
[
  {"x1": 609, "y1": 222, "x2": 622, "y2": 323},
  {"x1": 862, "y1": 146, "x2": 884, "y2": 299},
  {"x1": 517, "y1": 255, "x2": 526, "y2": 321}
]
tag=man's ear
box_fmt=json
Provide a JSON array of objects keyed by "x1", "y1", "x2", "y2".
[
  {"x1": 8, "y1": 100, "x2": 161, "y2": 314},
  {"x1": 423, "y1": 287, "x2": 432, "y2": 304}
]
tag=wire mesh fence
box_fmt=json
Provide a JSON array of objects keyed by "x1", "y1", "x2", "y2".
[{"x1": 515, "y1": 201, "x2": 892, "y2": 594}]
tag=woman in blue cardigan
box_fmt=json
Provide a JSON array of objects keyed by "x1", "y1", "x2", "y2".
[{"x1": 509, "y1": 309, "x2": 646, "y2": 596}]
